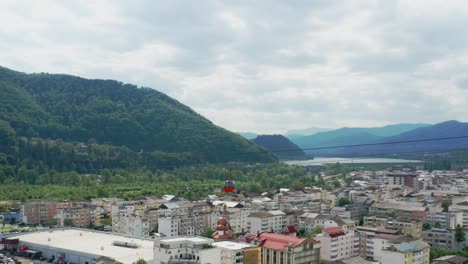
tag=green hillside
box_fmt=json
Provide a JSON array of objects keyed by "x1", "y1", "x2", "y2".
[{"x1": 0, "y1": 66, "x2": 276, "y2": 183}]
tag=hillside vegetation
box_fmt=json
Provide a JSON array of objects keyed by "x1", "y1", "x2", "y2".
[
  {"x1": 252, "y1": 135, "x2": 308, "y2": 160},
  {"x1": 0, "y1": 66, "x2": 276, "y2": 184}
]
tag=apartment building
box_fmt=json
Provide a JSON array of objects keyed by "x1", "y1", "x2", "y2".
[
  {"x1": 248, "y1": 210, "x2": 287, "y2": 234},
  {"x1": 56, "y1": 207, "x2": 91, "y2": 228},
  {"x1": 364, "y1": 216, "x2": 423, "y2": 238},
  {"x1": 254, "y1": 232, "x2": 321, "y2": 264},
  {"x1": 21, "y1": 201, "x2": 68, "y2": 225},
  {"x1": 426, "y1": 211, "x2": 464, "y2": 230},
  {"x1": 422, "y1": 228, "x2": 464, "y2": 250},
  {"x1": 381, "y1": 240, "x2": 430, "y2": 264},
  {"x1": 213, "y1": 241, "x2": 259, "y2": 264},
  {"x1": 112, "y1": 211, "x2": 150, "y2": 237},
  {"x1": 355, "y1": 227, "x2": 409, "y2": 262},
  {"x1": 450, "y1": 201, "x2": 468, "y2": 228},
  {"x1": 317, "y1": 227, "x2": 356, "y2": 262},
  {"x1": 299, "y1": 214, "x2": 355, "y2": 234}
]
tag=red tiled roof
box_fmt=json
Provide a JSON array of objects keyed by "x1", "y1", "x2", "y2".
[
  {"x1": 323, "y1": 227, "x2": 346, "y2": 238},
  {"x1": 257, "y1": 232, "x2": 316, "y2": 251},
  {"x1": 323, "y1": 227, "x2": 343, "y2": 234}
]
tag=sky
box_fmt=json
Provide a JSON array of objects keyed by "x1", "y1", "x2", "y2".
[{"x1": 1, "y1": 0, "x2": 468, "y2": 134}]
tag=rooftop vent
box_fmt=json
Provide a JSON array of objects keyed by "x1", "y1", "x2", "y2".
[{"x1": 112, "y1": 241, "x2": 139, "y2": 249}]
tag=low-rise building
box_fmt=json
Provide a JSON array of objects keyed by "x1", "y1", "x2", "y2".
[
  {"x1": 112, "y1": 212, "x2": 150, "y2": 238},
  {"x1": 254, "y1": 232, "x2": 321, "y2": 264},
  {"x1": 213, "y1": 241, "x2": 259, "y2": 264},
  {"x1": 364, "y1": 216, "x2": 422, "y2": 238},
  {"x1": 450, "y1": 201, "x2": 468, "y2": 228},
  {"x1": 9, "y1": 228, "x2": 154, "y2": 264},
  {"x1": 56, "y1": 207, "x2": 91, "y2": 228},
  {"x1": 248, "y1": 210, "x2": 287, "y2": 235},
  {"x1": 381, "y1": 240, "x2": 430, "y2": 264},
  {"x1": 153, "y1": 235, "x2": 221, "y2": 264},
  {"x1": 427, "y1": 210, "x2": 464, "y2": 230},
  {"x1": 422, "y1": 228, "x2": 463, "y2": 250}
]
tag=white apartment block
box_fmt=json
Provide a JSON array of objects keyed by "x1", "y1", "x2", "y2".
[
  {"x1": 317, "y1": 227, "x2": 356, "y2": 262},
  {"x1": 112, "y1": 212, "x2": 150, "y2": 238},
  {"x1": 213, "y1": 241, "x2": 257, "y2": 264},
  {"x1": 450, "y1": 201, "x2": 468, "y2": 228},
  {"x1": 158, "y1": 217, "x2": 180, "y2": 238},
  {"x1": 248, "y1": 210, "x2": 287, "y2": 235},
  {"x1": 154, "y1": 235, "x2": 221, "y2": 264}
]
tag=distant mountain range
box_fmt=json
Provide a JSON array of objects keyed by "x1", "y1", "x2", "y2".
[
  {"x1": 285, "y1": 127, "x2": 332, "y2": 138},
  {"x1": 251, "y1": 135, "x2": 309, "y2": 160},
  {"x1": 290, "y1": 121, "x2": 468, "y2": 157}
]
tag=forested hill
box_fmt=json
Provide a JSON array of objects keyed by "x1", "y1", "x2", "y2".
[
  {"x1": 0, "y1": 66, "x2": 276, "y2": 171},
  {"x1": 252, "y1": 135, "x2": 308, "y2": 160}
]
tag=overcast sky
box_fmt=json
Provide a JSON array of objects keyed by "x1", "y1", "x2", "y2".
[{"x1": 1, "y1": 0, "x2": 468, "y2": 134}]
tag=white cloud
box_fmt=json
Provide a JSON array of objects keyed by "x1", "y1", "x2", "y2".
[{"x1": 1, "y1": 0, "x2": 468, "y2": 134}]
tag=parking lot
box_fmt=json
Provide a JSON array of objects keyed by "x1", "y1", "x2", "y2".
[{"x1": 1, "y1": 252, "x2": 49, "y2": 264}]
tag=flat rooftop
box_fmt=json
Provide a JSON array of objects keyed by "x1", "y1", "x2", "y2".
[
  {"x1": 159, "y1": 236, "x2": 212, "y2": 244},
  {"x1": 213, "y1": 241, "x2": 255, "y2": 250},
  {"x1": 10, "y1": 229, "x2": 153, "y2": 264}
]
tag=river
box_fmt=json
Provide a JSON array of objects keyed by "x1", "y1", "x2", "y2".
[{"x1": 285, "y1": 157, "x2": 422, "y2": 166}]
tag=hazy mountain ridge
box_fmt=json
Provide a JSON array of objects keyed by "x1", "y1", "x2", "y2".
[
  {"x1": 296, "y1": 121, "x2": 468, "y2": 157},
  {"x1": 252, "y1": 134, "x2": 308, "y2": 160}
]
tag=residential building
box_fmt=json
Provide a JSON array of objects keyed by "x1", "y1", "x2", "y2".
[
  {"x1": 298, "y1": 214, "x2": 355, "y2": 234},
  {"x1": 21, "y1": 201, "x2": 66, "y2": 225},
  {"x1": 213, "y1": 241, "x2": 258, "y2": 264},
  {"x1": 317, "y1": 227, "x2": 356, "y2": 262},
  {"x1": 450, "y1": 201, "x2": 468, "y2": 228},
  {"x1": 387, "y1": 173, "x2": 420, "y2": 191},
  {"x1": 364, "y1": 216, "x2": 423, "y2": 238},
  {"x1": 426, "y1": 211, "x2": 464, "y2": 230},
  {"x1": 355, "y1": 226, "x2": 410, "y2": 262},
  {"x1": 56, "y1": 207, "x2": 91, "y2": 228},
  {"x1": 153, "y1": 235, "x2": 221, "y2": 264},
  {"x1": 369, "y1": 201, "x2": 427, "y2": 219},
  {"x1": 330, "y1": 207, "x2": 351, "y2": 219},
  {"x1": 158, "y1": 216, "x2": 180, "y2": 238},
  {"x1": 112, "y1": 212, "x2": 150, "y2": 237},
  {"x1": 248, "y1": 210, "x2": 287, "y2": 235},
  {"x1": 254, "y1": 232, "x2": 321, "y2": 264},
  {"x1": 422, "y1": 228, "x2": 464, "y2": 250},
  {"x1": 380, "y1": 240, "x2": 430, "y2": 264}
]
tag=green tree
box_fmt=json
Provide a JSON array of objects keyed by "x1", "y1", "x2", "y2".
[
  {"x1": 433, "y1": 221, "x2": 442, "y2": 228},
  {"x1": 441, "y1": 200, "x2": 449, "y2": 212},
  {"x1": 338, "y1": 197, "x2": 352, "y2": 207},
  {"x1": 313, "y1": 225, "x2": 322, "y2": 234},
  {"x1": 64, "y1": 218, "x2": 73, "y2": 227},
  {"x1": 200, "y1": 229, "x2": 214, "y2": 238},
  {"x1": 455, "y1": 224, "x2": 466, "y2": 247},
  {"x1": 132, "y1": 259, "x2": 147, "y2": 264},
  {"x1": 422, "y1": 223, "x2": 431, "y2": 230},
  {"x1": 298, "y1": 228, "x2": 306, "y2": 237}
]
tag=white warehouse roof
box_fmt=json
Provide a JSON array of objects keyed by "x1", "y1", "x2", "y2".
[{"x1": 10, "y1": 228, "x2": 154, "y2": 264}]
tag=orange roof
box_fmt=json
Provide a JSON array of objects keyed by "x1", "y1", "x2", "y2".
[
  {"x1": 323, "y1": 227, "x2": 343, "y2": 234},
  {"x1": 257, "y1": 232, "x2": 315, "y2": 251},
  {"x1": 323, "y1": 227, "x2": 346, "y2": 238}
]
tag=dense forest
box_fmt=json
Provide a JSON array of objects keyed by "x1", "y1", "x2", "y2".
[
  {"x1": 0, "y1": 66, "x2": 278, "y2": 184},
  {"x1": 0, "y1": 163, "x2": 325, "y2": 201}
]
